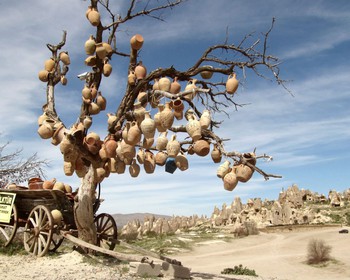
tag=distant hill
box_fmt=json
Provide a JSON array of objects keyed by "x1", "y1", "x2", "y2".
[{"x1": 112, "y1": 213, "x2": 172, "y2": 228}]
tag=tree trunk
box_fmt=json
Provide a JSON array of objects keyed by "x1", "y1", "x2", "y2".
[{"x1": 73, "y1": 165, "x2": 97, "y2": 251}]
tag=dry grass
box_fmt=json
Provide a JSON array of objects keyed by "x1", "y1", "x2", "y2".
[{"x1": 306, "y1": 238, "x2": 332, "y2": 265}]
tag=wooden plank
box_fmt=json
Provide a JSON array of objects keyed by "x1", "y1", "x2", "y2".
[{"x1": 61, "y1": 231, "x2": 145, "y2": 262}]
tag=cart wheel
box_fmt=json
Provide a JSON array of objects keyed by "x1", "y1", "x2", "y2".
[
  {"x1": 95, "y1": 213, "x2": 117, "y2": 250},
  {"x1": 23, "y1": 205, "x2": 53, "y2": 257},
  {"x1": 0, "y1": 204, "x2": 18, "y2": 247},
  {"x1": 49, "y1": 231, "x2": 64, "y2": 252}
]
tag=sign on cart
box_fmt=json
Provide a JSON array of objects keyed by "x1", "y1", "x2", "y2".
[{"x1": 0, "y1": 192, "x2": 16, "y2": 223}]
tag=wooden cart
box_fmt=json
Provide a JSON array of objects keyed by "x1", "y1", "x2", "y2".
[{"x1": 0, "y1": 187, "x2": 118, "y2": 257}]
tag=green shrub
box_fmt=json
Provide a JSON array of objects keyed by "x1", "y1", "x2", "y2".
[
  {"x1": 306, "y1": 239, "x2": 332, "y2": 264},
  {"x1": 221, "y1": 264, "x2": 257, "y2": 276}
]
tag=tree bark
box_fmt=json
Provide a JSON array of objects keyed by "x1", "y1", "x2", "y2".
[{"x1": 73, "y1": 165, "x2": 97, "y2": 250}]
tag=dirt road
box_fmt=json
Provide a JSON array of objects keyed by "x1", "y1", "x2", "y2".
[{"x1": 173, "y1": 226, "x2": 350, "y2": 280}]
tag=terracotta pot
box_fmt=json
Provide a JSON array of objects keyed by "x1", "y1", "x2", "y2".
[
  {"x1": 153, "y1": 78, "x2": 160, "y2": 90},
  {"x1": 217, "y1": 160, "x2": 231, "y2": 178},
  {"x1": 235, "y1": 164, "x2": 254, "y2": 182},
  {"x1": 160, "y1": 102, "x2": 174, "y2": 130},
  {"x1": 116, "y1": 157, "x2": 126, "y2": 174},
  {"x1": 28, "y1": 177, "x2": 44, "y2": 189},
  {"x1": 142, "y1": 137, "x2": 154, "y2": 149},
  {"x1": 82, "y1": 85, "x2": 92, "y2": 99},
  {"x1": 144, "y1": 150, "x2": 155, "y2": 174},
  {"x1": 38, "y1": 70, "x2": 49, "y2": 82},
  {"x1": 95, "y1": 42, "x2": 107, "y2": 59},
  {"x1": 184, "y1": 79, "x2": 197, "y2": 101},
  {"x1": 133, "y1": 101, "x2": 146, "y2": 124},
  {"x1": 44, "y1": 58, "x2": 55, "y2": 72},
  {"x1": 155, "y1": 151, "x2": 168, "y2": 166},
  {"x1": 193, "y1": 139, "x2": 210, "y2": 157},
  {"x1": 127, "y1": 121, "x2": 142, "y2": 145},
  {"x1": 42, "y1": 178, "x2": 56, "y2": 190},
  {"x1": 85, "y1": 55, "x2": 96, "y2": 66},
  {"x1": 103, "y1": 61, "x2": 112, "y2": 77},
  {"x1": 63, "y1": 161, "x2": 74, "y2": 176},
  {"x1": 223, "y1": 170, "x2": 238, "y2": 191},
  {"x1": 130, "y1": 34, "x2": 144, "y2": 50},
  {"x1": 211, "y1": 144, "x2": 222, "y2": 163},
  {"x1": 37, "y1": 112, "x2": 49, "y2": 126},
  {"x1": 102, "y1": 42, "x2": 113, "y2": 56},
  {"x1": 96, "y1": 92, "x2": 106, "y2": 110},
  {"x1": 104, "y1": 135, "x2": 117, "y2": 158},
  {"x1": 134, "y1": 61, "x2": 147, "y2": 79},
  {"x1": 156, "y1": 131, "x2": 168, "y2": 151},
  {"x1": 172, "y1": 98, "x2": 184, "y2": 120},
  {"x1": 154, "y1": 104, "x2": 166, "y2": 132},
  {"x1": 60, "y1": 76, "x2": 67, "y2": 85},
  {"x1": 51, "y1": 123, "x2": 66, "y2": 146},
  {"x1": 140, "y1": 111, "x2": 155, "y2": 139},
  {"x1": 175, "y1": 152, "x2": 188, "y2": 171},
  {"x1": 200, "y1": 109, "x2": 211, "y2": 129},
  {"x1": 226, "y1": 73, "x2": 239, "y2": 94},
  {"x1": 121, "y1": 140, "x2": 135, "y2": 162},
  {"x1": 158, "y1": 77, "x2": 171, "y2": 92},
  {"x1": 37, "y1": 119, "x2": 55, "y2": 139},
  {"x1": 170, "y1": 77, "x2": 181, "y2": 94},
  {"x1": 128, "y1": 71, "x2": 136, "y2": 86},
  {"x1": 87, "y1": 8, "x2": 100, "y2": 26},
  {"x1": 186, "y1": 114, "x2": 202, "y2": 142},
  {"x1": 83, "y1": 116, "x2": 92, "y2": 129},
  {"x1": 84, "y1": 35, "x2": 96, "y2": 55},
  {"x1": 88, "y1": 102, "x2": 100, "y2": 115},
  {"x1": 166, "y1": 134, "x2": 180, "y2": 158},
  {"x1": 137, "y1": 148, "x2": 145, "y2": 164},
  {"x1": 107, "y1": 113, "x2": 117, "y2": 127},
  {"x1": 200, "y1": 65, "x2": 213, "y2": 79},
  {"x1": 129, "y1": 159, "x2": 140, "y2": 178},
  {"x1": 59, "y1": 52, "x2": 70, "y2": 65}
]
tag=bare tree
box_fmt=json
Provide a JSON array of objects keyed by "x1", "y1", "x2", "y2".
[
  {"x1": 37, "y1": 0, "x2": 288, "y2": 248},
  {"x1": 0, "y1": 142, "x2": 47, "y2": 188}
]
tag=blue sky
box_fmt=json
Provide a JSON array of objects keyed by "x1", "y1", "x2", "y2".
[{"x1": 0, "y1": 0, "x2": 349, "y2": 217}]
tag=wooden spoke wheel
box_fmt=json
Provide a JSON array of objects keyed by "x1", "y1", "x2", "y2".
[
  {"x1": 95, "y1": 213, "x2": 117, "y2": 250},
  {"x1": 49, "y1": 231, "x2": 64, "y2": 252},
  {"x1": 0, "y1": 204, "x2": 18, "y2": 247},
  {"x1": 23, "y1": 205, "x2": 53, "y2": 257}
]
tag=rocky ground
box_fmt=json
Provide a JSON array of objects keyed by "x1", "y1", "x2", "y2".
[{"x1": 1, "y1": 225, "x2": 349, "y2": 280}]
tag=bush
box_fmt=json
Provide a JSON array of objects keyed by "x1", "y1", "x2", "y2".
[
  {"x1": 221, "y1": 264, "x2": 257, "y2": 276},
  {"x1": 306, "y1": 239, "x2": 332, "y2": 264}
]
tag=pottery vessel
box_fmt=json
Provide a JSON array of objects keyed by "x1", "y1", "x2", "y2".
[
  {"x1": 130, "y1": 34, "x2": 144, "y2": 50},
  {"x1": 154, "y1": 104, "x2": 166, "y2": 132},
  {"x1": 143, "y1": 150, "x2": 155, "y2": 174},
  {"x1": 59, "y1": 52, "x2": 70, "y2": 65},
  {"x1": 84, "y1": 35, "x2": 96, "y2": 55},
  {"x1": 96, "y1": 92, "x2": 106, "y2": 110},
  {"x1": 170, "y1": 77, "x2": 181, "y2": 94},
  {"x1": 103, "y1": 61, "x2": 112, "y2": 77},
  {"x1": 133, "y1": 101, "x2": 146, "y2": 124},
  {"x1": 155, "y1": 151, "x2": 168, "y2": 166},
  {"x1": 137, "y1": 148, "x2": 145, "y2": 164},
  {"x1": 226, "y1": 73, "x2": 239, "y2": 94},
  {"x1": 87, "y1": 8, "x2": 100, "y2": 26},
  {"x1": 28, "y1": 178, "x2": 43, "y2": 190},
  {"x1": 38, "y1": 119, "x2": 55, "y2": 139},
  {"x1": 193, "y1": 139, "x2": 210, "y2": 157},
  {"x1": 102, "y1": 42, "x2": 113, "y2": 56},
  {"x1": 223, "y1": 170, "x2": 238, "y2": 191},
  {"x1": 172, "y1": 98, "x2": 184, "y2": 120},
  {"x1": 95, "y1": 42, "x2": 107, "y2": 59},
  {"x1": 156, "y1": 131, "x2": 168, "y2": 151},
  {"x1": 160, "y1": 102, "x2": 174, "y2": 130},
  {"x1": 166, "y1": 135, "x2": 180, "y2": 157},
  {"x1": 129, "y1": 159, "x2": 140, "y2": 178},
  {"x1": 186, "y1": 114, "x2": 202, "y2": 142},
  {"x1": 135, "y1": 62, "x2": 147, "y2": 79},
  {"x1": 43, "y1": 178, "x2": 56, "y2": 190},
  {"x1": 140, "y1": 111, "x2": 155, "y2": 139},
  {"x1": 184, "y1": 79, "x2": 197, "y2": 101},
  {"x1": 200, "y1": 65, "x2": 213, "y2": 79},
  {"x1": 38, "y1": 70, "x2": 49, "y2": 82},
  {"x1": 216, "y1": 160, "x2": 231, "y2": 178},
  {"x1": 63, "y1": 161, "x2": 74, "y2": 176},
  {"x1": 44, "y1": 58, "x2": 55, "y2": 72},
  {"x1": 85, "y1": 55, "x2": 96, "y2": 67},
  {"x1": 82, "y1": 85, "x2": 92, "y2": 99},
  {"x1": 88, "y1": 102, "x2": 100, "y2": 115},
  {"x1": 128, "y1": 71, "x2": 136, "y2": 86},
  {"x1": 127, "y1": 121, "x2": 142, "y2": 145},
  {"x1": 175, "y1": 152, "x2": 188, "y2": 171},
  {"x1": 158, "y1": 77, "x2": 171, "y2": 92},
  {"x1": 211, "y1": 144, "x2": 222, "y2": 163},
  {"x1": 142, "y1": 137, "x2": 154, "y2": 149},
  {"x1": 104, "y1": 135, "x2": 117, "y2": 158},
  {"x1": 200, "y1": 109, "x2": 211, "y2": 129},
  {"x1": 235, "y1": 164, "x2": 254, "y2": 182}
]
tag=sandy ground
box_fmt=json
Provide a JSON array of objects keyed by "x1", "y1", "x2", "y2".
[
  {"x1": 0, "y1": 226, "x2": 349, "y2": 280},
  {"x1": 173, "y1": 226, "x2": 350, "y2": 280}
]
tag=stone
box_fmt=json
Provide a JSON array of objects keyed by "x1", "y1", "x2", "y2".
[
  {"x1": 162, "y1": 261, "x2": 191, "y2": 279},
  {"x1": 129, "y1": 262, "x2": 162, "y2": 278}
]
